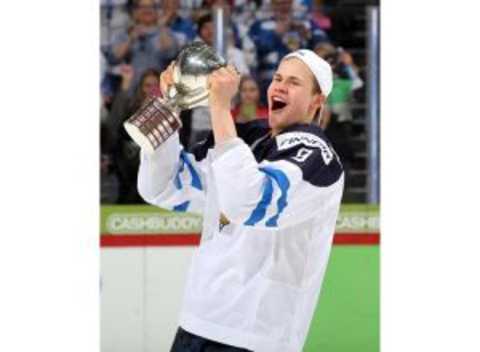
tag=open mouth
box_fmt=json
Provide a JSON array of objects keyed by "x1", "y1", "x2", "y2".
[{"x1": 271, "y1": 97, "x2": 288, "y2": 111}]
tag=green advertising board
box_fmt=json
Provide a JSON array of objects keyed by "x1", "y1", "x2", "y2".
[{"x1": 100, "y1": 204, "x2": 379, "y2": 235}]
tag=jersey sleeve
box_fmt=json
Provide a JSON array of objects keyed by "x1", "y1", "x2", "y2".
[
  {"x1": 210, "y1": 133, "x2": 344, "y2": 229},
  {"x1": 137, "y1": 132, "x2": 207, "y2": 215}
]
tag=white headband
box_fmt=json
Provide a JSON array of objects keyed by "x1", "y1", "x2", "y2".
[{"x1": 283, "y1": 49, "x2": 333, "y2": 97}]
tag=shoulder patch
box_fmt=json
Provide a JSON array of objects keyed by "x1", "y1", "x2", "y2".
[{"x1": 276, "y1": 132, "x2": 334, "y2": 165}]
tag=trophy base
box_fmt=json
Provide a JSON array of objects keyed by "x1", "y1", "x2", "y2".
[{"x1": 124, "y1": 97, "x2": 182, "y2": 154}]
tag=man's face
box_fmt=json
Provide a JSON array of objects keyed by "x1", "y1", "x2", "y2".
[
  {"x1": 267, "y1": 58, "x2": 323, "y2": 132},
  {"x1": 200, "y1": 21, "x2": 214, "y2": 46},
  {"x1": 134, "y1": 0, "x2": 158, "y2": 25},
  {"x1": 272, "y1": 0, "x2": 293, "y2": 20},
  {"x1": 162, "y1": 0, "x2": 179, "y2": 13}
]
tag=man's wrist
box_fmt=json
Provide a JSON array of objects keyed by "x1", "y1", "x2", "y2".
[
  {"x1": 210, "y1": 104, "x2": 231, "y2": 116},
  {"x1": 209, "y1": 103, "x2": 237, "y2": 145}
]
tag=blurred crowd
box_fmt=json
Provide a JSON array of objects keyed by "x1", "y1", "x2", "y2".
[{"x1": 100, "y1": 0, "x2": 365, "y2": 204}]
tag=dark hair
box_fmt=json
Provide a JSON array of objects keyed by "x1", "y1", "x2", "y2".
[
  {"x1": 132, "y1": 0, "x2": 158, "y2": 6},
  {"x1": 131, "y1": 0, "x2": 159, "y2": 10},
  {"x1": 236, "y1": 75, "x2": 260, "y2": 106},
  {"x1": 197, "y1": 14, "x2": 213, "y2": 32},
  {"x1": 129, "y1": 68, "x2": 160, "y2": 113},
  {"x1": 239, "y1": 75, "x2": 258, "y2": 90}
]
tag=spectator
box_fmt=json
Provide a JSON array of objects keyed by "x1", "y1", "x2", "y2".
[
  {"x1": 160, "y1": 0, "x2": 197, "y2": 49},
  {"x1": 230, "y1": 0, "x2": 259, "y2": 71},
  {"x1": 196, "y1": 0, "x2": 260, "y2": 73},
  {"x1": 101, "y1": 0, "x2": 130, "y2": 49},
  {"x1": 311, "y1": 0, "x2": 332, "y2": 32},
  {"x1": 101, "y1": 114, "x2": 120, "y2": 204},
  {"x1": 248, "y1": 0, "x2": 329, "y2": 103},
  {"x1": 231, "y1": 75, "x2": 268, "y2": 123},
  {"x1": 314, "y1": 42, "x2": 363, "y2": 128},
  {"x1": 106, "y1": 65, "x2": 161, "y2": 203},
  {"x1": 109, "y1": 0, "x2": 178, "y2": 93},
  {"x1": 100, "y1": 50, "x2": 115, "y2": 112},
  {"x1": 230, "y1": 0, "x2": 260, "y2": 33},
  {"x1": 195, "y1": 13, "x2": 250, "y2": 77},
  {"x1": 196, "y1": 0, "x2": 242, "y2": 49},
  {"x1": 100, "y1": 154, "x2": 120, "y2": 204},
  {"x1": 315, "y1": 43, "x2": 363, "y2": 185}
]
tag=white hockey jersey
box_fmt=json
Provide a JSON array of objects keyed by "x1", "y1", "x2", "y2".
[{"x1": 137, "y1": 120, "x2": 344, "y2": 352}]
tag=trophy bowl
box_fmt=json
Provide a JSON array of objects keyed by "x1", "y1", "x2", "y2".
[{"x1": 123, "y1": 41, "x2": 227, "y2": 153}]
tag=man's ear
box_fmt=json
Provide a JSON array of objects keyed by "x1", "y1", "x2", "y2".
[{"x1": 310, "y1": 93, "x2": 326, "y2": 112}]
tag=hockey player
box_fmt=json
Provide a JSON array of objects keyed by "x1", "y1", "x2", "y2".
[{"x1": 138, "y1": 49, "x2": 344, "y2": 352}]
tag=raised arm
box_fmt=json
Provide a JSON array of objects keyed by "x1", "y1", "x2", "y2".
[{"x1": 136, "y1": 64, "x2": 207, "y2": 215}]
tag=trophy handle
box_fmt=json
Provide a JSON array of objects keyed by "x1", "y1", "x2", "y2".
[{"x1": 124, "y1": 97, "x2": 182, "y2": 154}]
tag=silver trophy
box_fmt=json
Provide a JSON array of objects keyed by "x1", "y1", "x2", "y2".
[{"x1": 124, "y1": 41, "x2": 227, "y2": 153}]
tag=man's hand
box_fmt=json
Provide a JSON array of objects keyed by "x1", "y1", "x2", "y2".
[
  {"x1": 207, "y1": 65, "x2": 240, "y2": 111},
  {"x1": 208, "y1": 65, "x2": 240, "y2": 145},
  {"x1": 119, "y1": 64, "x2": 135, "y2": 91}
]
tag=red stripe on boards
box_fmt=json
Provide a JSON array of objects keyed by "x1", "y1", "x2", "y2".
[{"x1": 100, "y1": 232, "x2": 379, "y2": 247}]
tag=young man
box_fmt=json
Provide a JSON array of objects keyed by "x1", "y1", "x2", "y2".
[{"x1": 137, "y1": 49, "x2": 344, "y2": 352}]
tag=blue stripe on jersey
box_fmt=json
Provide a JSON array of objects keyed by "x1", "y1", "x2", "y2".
[
  {"x1": 180, "y1": 151, "x2": 203, "y2": 191},
  {"x1": 261, "y1": 167, "x2": 290, "y2": 227},
  {"x1": 174, "y1": 157, "x2": 185, "y2": 190},
  {"x1": 173, "y1": 200, "x2": 190, "y2": 212},
  {"x1": 244, "y1": 172, "x2": 274, "y2": 226}
]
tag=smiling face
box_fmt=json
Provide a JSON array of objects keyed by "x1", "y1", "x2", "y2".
[{"x1": 267, "y1": 58, "x2": 324, "y2": 134}]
